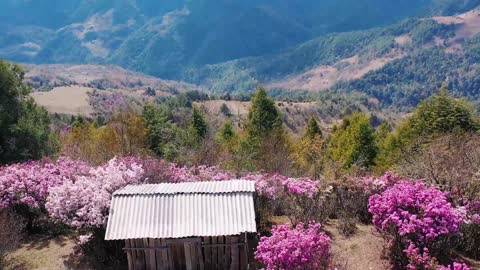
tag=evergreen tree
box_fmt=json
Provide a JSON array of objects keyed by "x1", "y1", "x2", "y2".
[
  {"x1": 376, "y1": 87, "x2": 480, "y2": 170},
  {"x1": 241, "y1": 86, "x2": 290, "y2": 172},
  {"x1": 244, "y1": 86, "x2": 282, "y2": 139},
  {"x1": 293, "y1": 116, "x2": 324, "y2": 178},
  {"x1": 142, "y1": 103, "x2": 180, "y2": 160},
  {"x1": 191, "y1": 107, "x2": 208, "y2": 140},
  {"x1": 0, "y1": 60, "x2": 56, "y2": 163},
  {"x1": 217, "y1": 118, "x2": 235, "y2": 142},
  {"x1": 304, "y1": 116, "x2": 322, "y2": 139},
  {"x1": 327, "y1": 112, "x2": 378, "y2": 170}
]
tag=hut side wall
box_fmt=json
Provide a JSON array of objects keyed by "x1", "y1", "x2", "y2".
[{"x1": 124, "y1": 235, "x2": 248, "y2": 270}]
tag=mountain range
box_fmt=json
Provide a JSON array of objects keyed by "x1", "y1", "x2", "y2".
[{"x1": 2, "y1": 0, "x2": 480, "y2": 111}]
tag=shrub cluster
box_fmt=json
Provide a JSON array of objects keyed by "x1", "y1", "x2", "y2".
[
  {"x1": 255, "y1": 222, "x2": 331, "y2": 270},
  {"x1": 369, "y1": 181, "x2": 468, "y2": 269}
]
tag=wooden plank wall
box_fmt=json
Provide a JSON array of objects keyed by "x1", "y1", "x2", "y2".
[{"x1": 124, "y1": 235, "x2": 248, "y2": 270}]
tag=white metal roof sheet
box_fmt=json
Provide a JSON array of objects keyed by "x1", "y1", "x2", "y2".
[
  {"x1": 105, "y1": 181, "x2": 256, "y2": 240},
  {"x1": 113, "y1": 180, "x2": 255, "y2": 195}
]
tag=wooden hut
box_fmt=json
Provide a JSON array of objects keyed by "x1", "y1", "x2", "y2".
[{"x1": 105, "y1": 180, "x2": 256, "y2": 270}]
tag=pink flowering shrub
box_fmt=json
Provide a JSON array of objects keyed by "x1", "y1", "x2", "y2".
[
  {"x1": 369, "y1": 181, "x2": 465, "y2": 269},
  {"x1": 255, "y1": 222, "x2": 331, "y2": 270},
  {"x1": 0, "y1": 157, "x2": 91, "y2": 209},
  {"x1": 359, "y1": 171, "x2": 402, "y2": 194},
  {"x1": 283, "y1": 177, "x2": 319, "y2": 198},
  {"x1": 168, "y1": 164, "x2": 236, "y2": 183},
  {"x1": 437, "y1": 262, "x2": 471, "y2": 270},
  {"x1": 457, "y1": 199, "x2": 480, "y2": 259},
  {"x1": 46, "y1": 157, "x2": 144, "y2": 228},
  {"x1": 242, "y1": 173, "x2": 286, "y2": 200}
]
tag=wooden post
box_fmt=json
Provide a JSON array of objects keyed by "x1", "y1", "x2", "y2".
[
  {"x1": 240, "y1": 233, "x2": 248, "y2": 270},
  {"x1": 212, "y1": 237, "x2": 218, "y2": 269},
  {"x1": 230, "y1": 236, "x2": 239, "y2": 270},
  {"x1": 226, "y1": 236, "x2": 233, "y2": 268},
  {"x1": 130, "y1": 240, "x2": 137, "y2": 270},
  {"x1": 196, "y1": 241, "x2": 205, "y2": 270},
  {"x1": 126, "y1": 240, "x2": 134, "y2": 270},
  {"x1": 147, "y1": 239, "x2": 156, "y2": 270},
  {"x1": 203, "y1": 237, "x2": 212, "y2": 269},
  {"x1": 154, "y1": 239, "x2": 164, "y2": 270},
  {"x1": 184, "y1": 242, "x2": 193, "y2": 270}
]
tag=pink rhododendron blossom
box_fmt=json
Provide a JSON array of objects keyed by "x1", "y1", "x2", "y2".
[
  {"x1": 359, "y1": 171, "x2": 402, "y2": 193},
  {"x1": 255, "y1": 222, "x2": 331, "y2": 270},
  {"x1": 465, "y1": 200, "x2": 480, "y2": 224},
  {"x1": 437, "y1": 262, "x2": 471, "y2": 270},
  {"x1": 78, "y1": 233, "x2": 93, "y2": 245},
  {"x1": 283, "y1": 177, "x2": 319, "y2": 198},
  {"x1": 369, "y1": 181, "x2": 464, "y2": 270},
  {"x1": 46, "y1": 157, "x2": 144, "y2": 228},
  {"x1": 0, "y1": 157, "x2": 91, "y2": 209}
]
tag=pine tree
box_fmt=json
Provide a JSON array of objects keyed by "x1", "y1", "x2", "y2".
[
  {"x1": 327, "y1": 112, "x2": 377, "y2": 170},
  {"x1": 218, "y1": 118, "x2": 235, "y2": 142},
  {"x1": 191, "y1": 106, "x2": 208, "y2": 140},
  {"x1": 244, "y1": 86, "x2": 282, "y2": 139},
  {"x1": 242, "y1": 86, "x2": 290, "y2": 173},
  {"x1": 293, "y1": 116, "x2": 325, "y2": 178},
  {"x1": 304, "y1": 116, "x2": 322, "y2": 139}
]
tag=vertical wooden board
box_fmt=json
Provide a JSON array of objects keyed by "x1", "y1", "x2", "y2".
[
  {"x1": 184, "y1": 243, "x2": 193, "y2": 270},
  {"x1": 196, "y1": 242, "x2": 204, "y2": 270},
  {"x1": 126, "y1": 240, "x2": 134, "y2": 270},
  {"x1": 211, "y1": 237, "x2": 218, "y2": 269},
  {"x1": 163, "y1": 239, "x2": 174, "y2": 270},
  {"x1": 218, "y1": 236, "x2": 226, "y2": 269},
  {"x1": 230, "y1": 236, "x2": 239, "y2": 270},
  {"x1": 172, "y1": 243, "x2": 184, "y2": 270},
  {"x1": 225, "y1": 236, "x2": 232, "y2": 268},
  {"x1": 155, "y1": 239, "x2": 164, "y2": 270},
  {"x1": 137, "y1": 239, "x2": 146, "y2": 268},
  {"x1": 167, "y1": 246, "x2": 175, "y2": 270},
  {"x1": 130, "y1": 240, "x2": 137, "y2": 270},
  {"x1": 191, "y1": 243, "x2": 198, "y2": 270},
  {"x1": 203, "y1": 237, "x2": 212, "y2": 269},
  {"x1": 143, "y1": 239, "x2": 151, "y2": 270},
  {"x1": 163, "y1": 239, "x2": 171, "y2": 270},
  {"x1": 240, "y1": 235, "x2": 248, "y2": 270},
  {"x1": 147, "y1": 239, "x2": 156, "y2": 270}
]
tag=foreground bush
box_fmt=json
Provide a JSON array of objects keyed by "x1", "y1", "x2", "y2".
[
  {"x1": 369, "y1": 181, "x2": 466, "y2": 269},
  {"x1": 255, "y1": 222, "x2": 331, "y2": 270},
  {"x1": 46, "y1": 157, "x2": 144, "y2": 228},
  {"x1": 457, "y1": 200, "x2": 480, "y2": 260}
]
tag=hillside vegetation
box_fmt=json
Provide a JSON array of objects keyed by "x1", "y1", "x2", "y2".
[{"x1": 1, "y1": 0, "x2": 479, "y2": 78}]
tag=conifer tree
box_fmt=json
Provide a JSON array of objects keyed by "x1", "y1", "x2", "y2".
[
  {"x1": 327, "y1": 112, "x2": 377, "y2": 170},
  {"x1": 191, "y1": 106, "x2": 208, "y2": 141}
]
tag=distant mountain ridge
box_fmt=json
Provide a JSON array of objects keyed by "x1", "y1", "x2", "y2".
[{"x1": 1, "y1": 0, "x2": 479, "y2": 78}]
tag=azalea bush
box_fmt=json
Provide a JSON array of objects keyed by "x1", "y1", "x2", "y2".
[
  {"x1": 457, "y1": 199, "x2": 480, "y2": 259},
  {"x1": 46, "y1": 157, "x2": 144, "y2": 228},
  {"x1": 369, "y1": 181, "x2": 466, "y2": 269},
  {"x1": 0, "y1": 157, "x2": 91, "y2": 231},
  {"x1": 255, "y1": 222, "x2": 331, "y2": 270},
  {"x1": 0, "y1": 157, "x2": 91, "y2": 210}
]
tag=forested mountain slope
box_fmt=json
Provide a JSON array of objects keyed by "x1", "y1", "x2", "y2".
[
  {"x1": 1, "y1": 0, "x2": 479, "y2": 79},
  {"x1": 185, "y1": 9, "x2": 480, "y2": 111}
]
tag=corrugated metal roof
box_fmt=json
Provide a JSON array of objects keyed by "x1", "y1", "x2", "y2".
[
  {"x1": 114, "y1": 180, "x2": 255, "y2": 195},
  {"x1": 105, "y1": 180, "x2": 256, "y2": 240}
]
